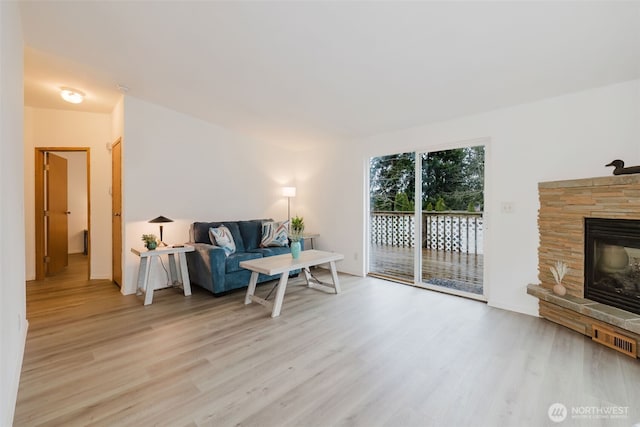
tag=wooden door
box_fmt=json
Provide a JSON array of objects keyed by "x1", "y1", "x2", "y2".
[
  {"x1": 46, "y1": 152, "x2": 69, "y2": 275},
  {"x1": 111, "y1": 139, "x2": 122, "y2": 287}
]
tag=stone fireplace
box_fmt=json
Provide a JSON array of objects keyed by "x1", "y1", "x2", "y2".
[{"x1": 528, "y1": 174, "x2": 640, "y2": 358}]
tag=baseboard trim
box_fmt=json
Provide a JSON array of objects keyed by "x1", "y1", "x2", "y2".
[
  {"x1": 488, "y1": 299, "x2": 539, "y2": 317},
  {"x1": 5, "y1": 318, "x2": 28, "y2": 426}
]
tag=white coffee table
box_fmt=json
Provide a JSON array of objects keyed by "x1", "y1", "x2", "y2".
[{"x1": 241, "y1": 249, "x2": 344, "y2": 317}]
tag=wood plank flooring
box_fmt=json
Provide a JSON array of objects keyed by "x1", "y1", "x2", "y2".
[{"x1": 14, "y1": 254, "x2": 640, "y2": 426}]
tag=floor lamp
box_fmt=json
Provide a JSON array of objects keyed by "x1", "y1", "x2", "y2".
[
  {"x1": 149, "y1": 216, "x2": 173, "y2": 246},
  {"x1": 282, "y1": 187, "x2": 296, "y2": 221}
]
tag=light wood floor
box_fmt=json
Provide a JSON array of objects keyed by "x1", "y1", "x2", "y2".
[{"x1": 15, "y1": 255, "x2": 640, "y2": 426}]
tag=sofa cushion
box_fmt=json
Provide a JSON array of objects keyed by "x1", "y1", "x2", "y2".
[
  {"x1": 249, "y1": 246, "x2": 292, "y2": 257},
  {"x1": 195, "y1": 221, "x2": 246, "y2": 252},
  {"x1": 209, "y1": 226, "x2": 237, "y2": 256},
  {"x1": 261, "y1": 220, "x2": 290, "y2": 247},
  {"x1": 239, "y1": 219, "x2": 268, "y2": 251},
  {"x1": 225, "y1": 251, "x2": 263, "y2": 273}
]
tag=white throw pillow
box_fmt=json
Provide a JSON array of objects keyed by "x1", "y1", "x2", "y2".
[
  {"x1": 260, "y1": 220, "x2": 289, "y2": 247},
  {"x1": 209, "y1": 226, "x2": 236, "y2": 256}
]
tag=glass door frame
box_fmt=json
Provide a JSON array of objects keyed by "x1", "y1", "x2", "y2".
[{"x1": 366, "y1": 138, "x2": 489, "y2": 302}]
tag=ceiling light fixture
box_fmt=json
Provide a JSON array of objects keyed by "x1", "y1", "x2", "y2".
[{"x1": 60, "y1": 87, "x2": 85, "y2": 104}]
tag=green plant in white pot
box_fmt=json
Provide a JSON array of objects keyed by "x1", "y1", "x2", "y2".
[{"x1": 289, "y1": 216, "x2": 304, "y2": 259}]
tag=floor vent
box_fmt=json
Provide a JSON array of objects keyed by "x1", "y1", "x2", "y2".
[{"x1": 592, "y1": 325, "x2": 636, "y2": 358}]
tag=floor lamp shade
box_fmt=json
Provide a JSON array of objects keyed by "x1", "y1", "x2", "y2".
[
  {"x1": 148, "y1": 216, "x2": 173, "y2": 245},
  {"x1": 282, "y1": 187, "x2": 296, "y2": 220},
  {"x1": 282, "y1": 187, "x2": 296, "y2": 198}
]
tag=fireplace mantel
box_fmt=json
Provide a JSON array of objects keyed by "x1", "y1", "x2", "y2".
[{"x1": 533, "y1": 174, "x2": 640, "y2": 358}]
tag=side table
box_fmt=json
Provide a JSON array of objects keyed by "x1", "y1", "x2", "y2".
[
  {"x1": 131, "y1": 244, "x2": 195, "y2": 305},
  {"x1": 302, "y1": 232, "x2": 319, "y2": 249}
]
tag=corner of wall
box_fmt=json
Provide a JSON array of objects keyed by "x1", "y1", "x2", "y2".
[
  {"x1": 5, "y1": 320, "x2": 29, "y2": 426},
  {"x1": 1, "y1": 2, "x2": 26, "y2": 424}
]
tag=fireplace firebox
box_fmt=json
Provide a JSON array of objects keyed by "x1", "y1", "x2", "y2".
[{"x1": 585, "y1": 218, "x2": 640, "y2": 315}]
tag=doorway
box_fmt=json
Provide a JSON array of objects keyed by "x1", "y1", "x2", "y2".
[
  {"x1": 368, "y1": 142, "x2": 486, "y2": 300},
  {"x1": 35, "y1": 147, "x2": 90, "y2": 280}
]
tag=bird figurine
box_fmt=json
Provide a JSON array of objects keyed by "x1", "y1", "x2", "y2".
[{"x1": 605, "y1": 159, "x2": 640, "y2": 175}]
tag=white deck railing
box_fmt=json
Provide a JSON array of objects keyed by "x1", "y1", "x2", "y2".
[{"x1": 370, "y1": 211, "x2": 484, "y2": 254}]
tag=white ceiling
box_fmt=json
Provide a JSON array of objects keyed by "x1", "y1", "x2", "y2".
[{"x1": 20, "y1": 1, "x2": 640, "y2": 148}]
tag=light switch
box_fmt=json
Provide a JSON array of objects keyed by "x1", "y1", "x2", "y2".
[{"x1": 501, "y1": 202, "x2": 515, "y2": 214}]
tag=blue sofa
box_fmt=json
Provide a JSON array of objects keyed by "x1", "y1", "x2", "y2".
[{"x1": 186, "y1": 219, "x2": 301, "y2": 296}]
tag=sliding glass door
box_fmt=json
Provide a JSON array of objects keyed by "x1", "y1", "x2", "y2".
[
  {"x1": 368, "y1": 144, "x2": 485, "y2": 300},
  {"x1": 368, "y1": 152, "x2": 415, "y2": 283},
  {"x1": 420, "y1": 146, "x2": 484, "y2": 297}
]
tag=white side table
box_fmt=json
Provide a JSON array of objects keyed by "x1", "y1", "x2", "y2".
[
  {"x1": 131, "y1": 244, "x2": 195, "y2": 305},
  {"x1": 302, "y1": 232, "x2": 319, "y2": 249}
]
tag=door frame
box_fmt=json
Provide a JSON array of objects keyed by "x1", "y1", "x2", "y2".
[
  {"x1": 35, "y1": 147, "x2": 91, "y2": 280},
  {"x1": 365, "y1": 137, "x2": 490, "y2": 301},
  {"x1": 111, "y1": 138, "x2": 122, "y2": 287}
]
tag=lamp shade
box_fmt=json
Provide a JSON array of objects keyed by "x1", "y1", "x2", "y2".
[
  {"x1": 282, "y1": 187, "x2": 296, "y2": 198},
  {"x1": 148, "y1": 216, "x2": 173, "y2": 223}
]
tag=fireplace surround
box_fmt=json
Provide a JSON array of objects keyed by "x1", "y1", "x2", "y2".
[{"x1": 529, "y1": 174, "x2": 640, "y2": 358}]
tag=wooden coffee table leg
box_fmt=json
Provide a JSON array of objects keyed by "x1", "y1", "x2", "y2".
[
  {"x1": 303, "y1": 267, "x2": 312, "y2": 287},
  {"x1": 271, "y1": 273, "x2": 290, "y2": 317},
  {"x1": 244, "y1": 271, "x2": 259, "y2": 305},
  {"x1": 329, "y1": 261, "x2": 341, "y2": 293}
]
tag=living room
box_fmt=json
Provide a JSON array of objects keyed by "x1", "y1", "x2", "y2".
[{"x1": 2, "y1": 1, "x2": 640, "y2": 426}]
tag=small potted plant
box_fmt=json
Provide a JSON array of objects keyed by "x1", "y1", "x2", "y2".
[
  {"x1": 289, "y1": 216, "x2": 304, "y2": 259},
  {"x1": 142, "y1": 234, "x2": 158, "y2": 250},
  {"x1": 550, "y1": 260, "x2": 568, "y2": 296}
]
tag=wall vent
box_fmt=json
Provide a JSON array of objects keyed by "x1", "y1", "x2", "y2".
[{"x1": 592, "y1": 325, "x2": 636, "y2": 358}]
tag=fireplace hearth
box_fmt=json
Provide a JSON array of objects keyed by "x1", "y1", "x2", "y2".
[{"x1": 585, "y1": 218, "x2": 640, "y2": 315}]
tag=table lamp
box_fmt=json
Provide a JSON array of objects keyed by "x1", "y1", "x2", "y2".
[{"x1": 148, "y1": 216, "x2": 173, "y2": 246}]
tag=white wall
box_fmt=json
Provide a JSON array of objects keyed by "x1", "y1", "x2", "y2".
[
  {"x1": 0, "y1": 2, "x2": 26, "y2": 425},
  {"x1": 301, "y1": 79, "x2": 640, "y2": 316},
  {"x1": 56, "y1": 151, "x2": 88, "y2": 254},
  {"x1": 24, "y1": 108, "x2": 112, "y2": 279},
  {"x1": 120, "y1": 96, "x2": 296, "y2": 294},
  {"x1": 112, "y1": 95, "x2": 124, "y2": 142}
]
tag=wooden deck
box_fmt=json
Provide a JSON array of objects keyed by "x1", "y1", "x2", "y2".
[{"x1": 369, "y1": 244, "x2": 483, "y2": 294}]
